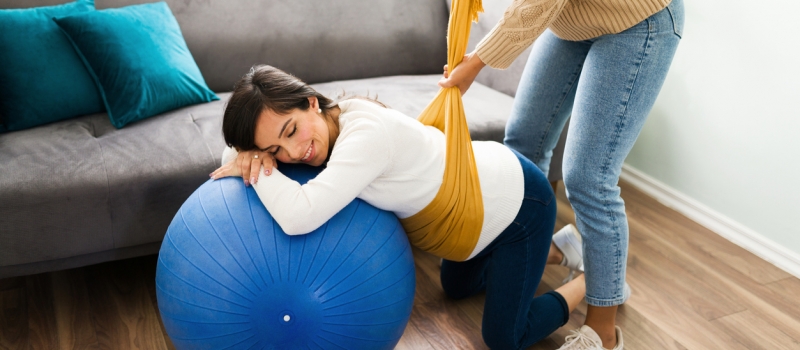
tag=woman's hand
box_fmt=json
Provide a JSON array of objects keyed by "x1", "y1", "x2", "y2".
[
  {"x1": 210, "y1": 150, "x2": 276, "y2": 186},
  {"x1": 438, "y1": 51, "x2": 487, "y2": 95}
]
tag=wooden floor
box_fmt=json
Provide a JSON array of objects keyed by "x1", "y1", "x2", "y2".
[{"x1": 2, "y1": 180, "x2": 799, "y2": 349}]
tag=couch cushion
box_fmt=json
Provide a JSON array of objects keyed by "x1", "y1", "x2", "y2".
[
  {"x1": 0, "y1": 74, "x2": 512, "y2": 270},
  {"x1": 0, "y1": 101, "x2": 227, "y2": 267},
  {"x1": 0, "y1": 0, "x2": 104, "y2": 132},
  {"x1": 54, "y1": 1, "x2": 219, "y2": 128},
  {"x1": 311, "y1": 75, "x2": 513, "y2": 143}
]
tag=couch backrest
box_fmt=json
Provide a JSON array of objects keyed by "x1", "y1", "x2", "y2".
[{"x1": 1, "y1": 0, "x2": 449, "y2": 92}]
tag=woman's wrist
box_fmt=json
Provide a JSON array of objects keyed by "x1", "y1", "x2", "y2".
[{"x1": 468, "y1": 51, "x2": 487, "y2": 69}]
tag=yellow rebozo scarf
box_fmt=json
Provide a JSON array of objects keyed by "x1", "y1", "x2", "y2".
[{"x1": 399, "y1": 0, "x2": 484, "y2": 262}]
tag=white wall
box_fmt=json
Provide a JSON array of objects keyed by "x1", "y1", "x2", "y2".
[{"x1": 626, "y1": 0, "x2": 800, "y2": 258}]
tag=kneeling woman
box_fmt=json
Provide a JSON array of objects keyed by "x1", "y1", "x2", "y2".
[{"x1": 211, "y1": 65, "x2": 585, "y2": 349}]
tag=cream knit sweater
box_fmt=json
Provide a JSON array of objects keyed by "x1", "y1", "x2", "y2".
[{"x1": 476, "y1": 0, "x2": 671, "y2": 69}]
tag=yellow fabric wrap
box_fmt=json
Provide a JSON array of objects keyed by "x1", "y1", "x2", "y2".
[{"x1": 399, "y1": 0, "x2": 485, "y2": 262}]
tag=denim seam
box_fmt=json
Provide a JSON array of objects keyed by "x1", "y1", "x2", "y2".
[
  {"x1": 666, "y1": 3, "x2": 682, "y2": 38},
  {"x1": 591, "y1": 17, "x2": 653, "y2": 306},
  {"x1": 523, "y1": 195, "x2": 553, "y2": 206},
  {"x1": 544, "y1": 290, "x2": 571, "y2": 325},
  {"x1": 533, "y1": 60, "x2": 584, "y2": 163},
  {"x1": 585, "y1": 294, "x2": 629, "y2": 307},
  {"x1": 513, "y1": 233, "x2": 532, "y2": 347}
]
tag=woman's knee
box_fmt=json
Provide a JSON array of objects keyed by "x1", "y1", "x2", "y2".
[{"x1": 562, "y1": 165, "x2": 619, "y2": 204}]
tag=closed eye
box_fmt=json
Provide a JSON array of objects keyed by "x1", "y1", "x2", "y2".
[{"x1": 288, "y1": 125, "x2": 297, "y2": 137}]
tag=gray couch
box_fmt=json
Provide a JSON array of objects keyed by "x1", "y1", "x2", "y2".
[{"x1": 0, "y1": 0, "x2": 560, "y2": 278}]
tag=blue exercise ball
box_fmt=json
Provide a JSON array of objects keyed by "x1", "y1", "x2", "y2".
[{"x1": 156, "y1": 163, "x2": 416, "y2": 349}]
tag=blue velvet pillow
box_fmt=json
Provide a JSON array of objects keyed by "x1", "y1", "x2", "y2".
[
  {"x1": 0, "y1": 0, "x2": 103, "y2": 132},
  {"x1": 53, "y1": 2, "x2": 218, "y2": 128}
]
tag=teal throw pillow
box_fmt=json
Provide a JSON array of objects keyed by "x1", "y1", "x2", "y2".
[
  {"x1": 0, "y1": 0, "x2": 103, "y2": 132},
  {"x1": 53, "y1": 1, "x2": 218, "y2": 129}
]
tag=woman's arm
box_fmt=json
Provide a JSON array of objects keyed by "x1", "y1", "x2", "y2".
[
  {"x1": 439, "y1": 0, "x2": 568, "y2": 93},
  {"x1": 247, "y1": 113, "x2": 392, "y2": 235},
  {"x1": 475, "y1": 0, "x2": 568, "y2": 69}
]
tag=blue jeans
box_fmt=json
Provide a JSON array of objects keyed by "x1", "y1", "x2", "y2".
[
  {"x1": 504, "y1": 0, "x2": 684, "y2": 307},
  {"x1": 441, "y1": 150, "x2": 564, "y2": 350}
]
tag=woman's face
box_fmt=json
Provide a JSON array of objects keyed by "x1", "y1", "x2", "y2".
[{"x1": 253, "y1": 97, "x2": 330, "y2": 167}]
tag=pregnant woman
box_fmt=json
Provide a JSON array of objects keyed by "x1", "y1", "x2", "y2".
[{"x1": 211, "y1": 64, "x2": 587, "y2": 349}]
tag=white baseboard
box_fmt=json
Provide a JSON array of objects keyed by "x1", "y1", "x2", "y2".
[{"x1": 620, "y1": 164, "x2": 800, "y2": 280}]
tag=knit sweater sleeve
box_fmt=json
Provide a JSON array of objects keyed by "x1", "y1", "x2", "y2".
[
  {"x1": 246, "y1": 112, "x2": 391, "y2": 235},
  {"x1": 475, "y1": 0, "x2": 568, "y2": 69}
]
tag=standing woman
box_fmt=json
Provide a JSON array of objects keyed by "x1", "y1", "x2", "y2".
[{"x1": 440, "y1": 0, "x2": 684, "y2": 349}]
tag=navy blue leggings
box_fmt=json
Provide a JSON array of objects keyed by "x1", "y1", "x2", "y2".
[{"x1": 440, "y1": 149, "x2": 568, "y2": 350}]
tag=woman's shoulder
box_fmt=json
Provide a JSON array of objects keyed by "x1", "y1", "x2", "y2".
[
  {"x1": 338, "y1": 98, "x2": 387, "y2": 117},
  {"x1": 335, "y1": 99, "x2": 394, "y2": 140},
  {"x1": 338, "y1": 98, "x2": 413, "y2": 130}
]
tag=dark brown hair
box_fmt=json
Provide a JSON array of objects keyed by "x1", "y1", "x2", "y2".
[{"x1": 222, "y1": 65, "x2": 339, "y2": 152}]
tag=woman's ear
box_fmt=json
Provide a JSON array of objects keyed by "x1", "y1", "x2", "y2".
[{"x1": 308, "y1": 96, "x2": 318, "y2": 110}]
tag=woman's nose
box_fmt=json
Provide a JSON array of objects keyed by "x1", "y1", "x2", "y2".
[{"x1": 287, "y1": 144, "x2": 303, "y2": 161}]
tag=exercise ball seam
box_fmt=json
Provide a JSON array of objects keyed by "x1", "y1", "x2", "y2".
[
  {"x1": 166, "y1": 327, "x2": 252, "y2": 341},
  {"x1": 155, "y1": 283, "x2": 249, "y2": 317},
  {"x1": 221, "y1": 183, "x2": 271, "y2": 289},
  {"x1": 179, "y1": 207, "x2": 259, "y2": 298},
  {"x1": 319, "y1": 238, "x2": 408, "y2": 304},
  {"x1": 157, "y1": 176, "x2": 415, "y2": 350},
  {"x1": 199, "y1": 185, "x2": 263, "y2": 294},
  {"x1": 164, "y1": 226, "x2": 256, "y2": 303},
  {"x1": 322, "y1": 266, "x2": 416, "y2": 314},
  {"x1": 306, "y1": 202, "x2": 363, "y2": 288},
  {"x1": 322, "y1": 316, "x2": 413, "y2": 326},
  {"x1": 300, "y1": 223, "x2": 328, "y2": 285},
  {"x1": 157, "y1": 253, "x2": 252, "y2": 310},
  {"x1": 159, "y1": 313, "x2": 249, "y2": 326},
  {"x1": 315, "y1": 212, "x2": 383, "y2": 297},
  {"x1": 220, "y1": 333, "x2": 258, "y2": 349},
  {"x1": 319, "y1": 328, "x2": 398, "y2": 342}
]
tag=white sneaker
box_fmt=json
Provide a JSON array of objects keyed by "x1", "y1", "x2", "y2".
[
  {"x1": 557, "y1": 325, "x2": 624, "y2": 350},
  {"x1": 552, "y1": 224, "x2": 584, "y2": 283}
]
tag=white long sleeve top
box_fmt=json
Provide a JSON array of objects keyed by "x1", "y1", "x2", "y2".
[{"x1": 221, "y1": 99, "x2": 524, "y2": 259}]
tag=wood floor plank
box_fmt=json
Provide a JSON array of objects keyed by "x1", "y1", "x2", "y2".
[
  {"x1": 713, "y1": 310, "x2": 800, "y2": 350},
  {"x1": 454, "y1": 292, "x2": 485, "y2": 331},
  {"x1": 538, "y1": 269, "x2": 682, "y2": 350},
  {"x1": 622, "y1": 189, "x2": 800, "y2": 342},
  {"x1": 408, "y1": 248, "x2": 487, "y2": 350},
  {"x1": 625, "y1": 271, "x2": 749, "y2": 349},
  {"x1": 138, "y1": 256, "x2": 176, "y2": 350},
  {"x1": 627, "y1": 222, "x2": 747, "y2": 320},
  {"x1": 0, "y1": 277, "x2": 23, "y2": 292},
  {"x1": 84, "y1": 259, "x2": 168, "y2": 350},
  {"x1": 553, "y1": 182, "x2": 748, "y2": 348},
  {"x1": 631, "y1": 227, "x2": 800, "y2": 344},
  {"x1": 25, "y1": 274, "x2": 59, "y2": 350},
  {"x1": 2, "y1": 180, "x2": 798, "y2": 349},
  {"x1": 621, "y1": 181, "x2": 790, "y2": 285},
  {"x1": 0, "y1": 283, "x2": 27, "y2": 349},
  {"x1": 616, "y1": 304, "x2": 689, "y2": 350},
  {"x1": 396, "y1": 321, "x2": 435, "y2": 350},
  {"x1": 50, "y1": 268, "x2": 99, "y2": 350},
  {"x1": 764, "y1": 277, "x2": 800, "y2": 325},
  {"x1": 547, "y1": 200, "x2": 689, "y2": 350}
]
